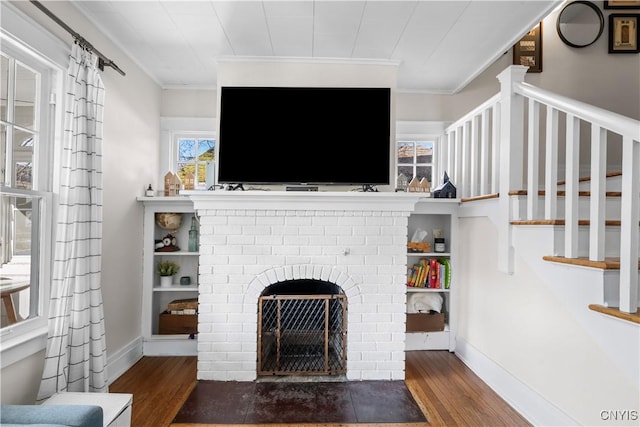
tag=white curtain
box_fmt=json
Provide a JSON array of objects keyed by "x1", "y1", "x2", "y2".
[{"x1": 37, "y1": 43, "x2": 107, "y2": 401}]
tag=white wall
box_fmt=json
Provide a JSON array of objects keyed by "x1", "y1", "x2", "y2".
[
  {"x1": 161, "y1": 89, "x2": 216, "y2": 118},
  {"x1": 457, "y1": 215, "x2": 639, "y2": 425},
  {"x1": 1, "y1": 1, "x2": 160, "y2": 403}
]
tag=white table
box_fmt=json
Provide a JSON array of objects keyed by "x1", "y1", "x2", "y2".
[{"x1": 43, "y1": 392, "x2": 133, "y2": 427}]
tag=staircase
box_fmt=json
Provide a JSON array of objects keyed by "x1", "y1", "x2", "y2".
[
  {"x1": 510, "y1": 172, "x2": 639, "y2": 324},
  {"x1": 435, "y1": 65, "x2": 640, "y2": 322}
]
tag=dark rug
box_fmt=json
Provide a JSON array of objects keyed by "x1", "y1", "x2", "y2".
[{"x1": 173, "y1": 380, "x2": 427, "y2": 424}]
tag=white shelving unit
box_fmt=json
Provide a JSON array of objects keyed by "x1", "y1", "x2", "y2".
[
  {"x1": 405, "y1": 199, "x2": 459, "y2": 351},
  {"x1": 138, "y1": 196, "x2": 198, "y2": 355}
]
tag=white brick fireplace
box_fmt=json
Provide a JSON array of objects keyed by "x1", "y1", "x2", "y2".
[{"x1": 188, "y1": 192, "x2": 422, "y2": 381}]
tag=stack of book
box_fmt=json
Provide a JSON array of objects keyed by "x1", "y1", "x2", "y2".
[{"x1": 406, "y1": 258, "x2": 451, "y2": 289}]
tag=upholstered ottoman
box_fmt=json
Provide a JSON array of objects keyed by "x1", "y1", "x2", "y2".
[
  {"x1": 42, "y1": 393, "x2": 132, "y2": 427},
  {"x1": 0, "y1": 403, "x2": 103, "y2": 427}
]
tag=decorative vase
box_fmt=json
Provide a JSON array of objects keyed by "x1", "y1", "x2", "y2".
[
  {"x1": 160, "y1": 275, "x2": 173, "y2": 288},
  {"x1": 188, "y1": 217, "x2": 199, "y2": 252}
]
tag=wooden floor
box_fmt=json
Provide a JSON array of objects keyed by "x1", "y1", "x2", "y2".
[{"x1": 109, "y1": 351, "x2": 530, "y2": 427}]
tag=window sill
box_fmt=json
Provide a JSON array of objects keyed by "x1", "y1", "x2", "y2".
[{"x1": 0, "y1": 322, "x2": 47, "y2": 369}]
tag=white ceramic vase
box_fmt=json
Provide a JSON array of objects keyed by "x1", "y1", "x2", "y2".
[{"x1": 160, "y1": 275, "x2": 173, "y2": 288}]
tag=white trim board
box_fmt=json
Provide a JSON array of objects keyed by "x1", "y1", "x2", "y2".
[
  {"x1": 106, "y1": 337, "x2": 143, "y2": 386},
  {"x1": 454, "y1": 338, "x2": 578, "y2": 426}
]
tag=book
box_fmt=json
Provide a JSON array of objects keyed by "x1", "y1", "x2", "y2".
[
  {"x1": 429, "y1": 259, "x2": 439, "y2": 288},
  {"x1": 439, "y1": 258, "x2": 451, "y2": 289}
]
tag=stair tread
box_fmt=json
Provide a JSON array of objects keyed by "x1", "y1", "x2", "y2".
[
  {"x1": 461, "y1": 193, "x2": 499, "y2": 203},
  {"x1": 556, "y1": 170, "x2": 622, "y2": 186},
  {"x1": 588, "y1": 304, "x2": 640, "y2": 324},
  {"x1": 508, "y1": 190, "x2": 622, "y2": 197},
  {"x1": 542, "y1": 255, "x2": 640, "y2": 270},
  {"x1": 511, "y1": 219, "x2": 627, "y2": 226}
]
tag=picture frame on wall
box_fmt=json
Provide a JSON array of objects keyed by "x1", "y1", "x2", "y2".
[
  {"x1": 513, "y1": 22, "x2": 542, "y2": 73},
  {"x1": 608, "y1": 14, "x2": 640, "y2": 53},
  {"x1": 604, "y1": 1, "x2": 640, "y2": 9}
]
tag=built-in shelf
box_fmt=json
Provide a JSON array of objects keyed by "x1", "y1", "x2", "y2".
[
  {"x1": 153, "y1": 285, "x2": 198, "y2": 292},
  {"x1": 406, "y1": 202, "x2": 458, "y2": 351},
  {"x1": 407, "y1": 252, "x2": 451, "y2": 257},
  {"x1": 407, "y1": 287, "x2": 450, "y2": 293},
  {"x1": 140, "y1": 197, "x2": 199, "y2": 356},
  {"x1": 154, "y1": 251, "x2": 199, "y2": 256}
]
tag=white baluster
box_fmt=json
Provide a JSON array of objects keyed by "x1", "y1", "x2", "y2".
[
  {"x1": 527, "y1": 99, "x2": 540, "y2": 220},
  {"x1": 481, "y1": 109, "x2": 490, "y2": 195},
  {"x1": 544, "y1": 107, "x2": 558, "y2": 220},
  {"x1": 619, "y1": 136, "x2": 639, "y2": 313},
  {"x1": 589, "y1": 124, "x2": 607, "y2": 261},
  {"x1": 565, "y1": 113, "x2": 580, "y2": 258}
]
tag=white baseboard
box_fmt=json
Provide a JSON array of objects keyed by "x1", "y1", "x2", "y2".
[
  {"x1": 455, "y1": 337, "x2": 577, "y2": 426},
  {"x1": 106, "y1": 337, "x2": 143, "y2": 386}
]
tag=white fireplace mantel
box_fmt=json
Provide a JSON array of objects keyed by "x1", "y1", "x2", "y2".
[{"x1": 185, "y1": 190, "x2": 428, "y2": 212}]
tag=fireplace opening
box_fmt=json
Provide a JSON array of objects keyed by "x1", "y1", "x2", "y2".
[{"x1": 258, "y1": 279, "x2": 347, "y2": 376}]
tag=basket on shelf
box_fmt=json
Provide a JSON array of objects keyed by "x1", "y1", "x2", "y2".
[{"x1": 407, "y1": 241, "x2": 432, "y2": 253}]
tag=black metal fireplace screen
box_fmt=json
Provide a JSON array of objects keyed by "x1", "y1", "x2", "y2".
[{"x1": 258, "y1": 294, "x2": 347, "y2": 376}]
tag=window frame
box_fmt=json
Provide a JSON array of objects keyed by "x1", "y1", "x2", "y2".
[
  {"x1": 173, "y1": 132, "x2": 216, "y2": 190},
  {"x1": 0, "y1": 2, "x2": 65, "y2": 368},
  {"x1": 395, "y1": 121, "x2": 447, "y2": 189},
  {"x1": 396, "y1": 140, "x2": 434, "y2": 186},
  {"x1": 160, "y1": 117, "x2": 217, "y2": 192}
]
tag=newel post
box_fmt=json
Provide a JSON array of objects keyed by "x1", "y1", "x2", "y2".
[{"x1": 496, "y1": 65, "x2": 527, "y2": 274}]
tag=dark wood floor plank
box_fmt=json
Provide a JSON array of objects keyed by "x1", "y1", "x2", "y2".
[{"x1": 109, "y1": 351, "x2": 530, "y2": 427}]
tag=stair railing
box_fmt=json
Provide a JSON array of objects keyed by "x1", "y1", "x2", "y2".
[{"x1": 436, "y1": 65, "x2": 639, "y2": 314}]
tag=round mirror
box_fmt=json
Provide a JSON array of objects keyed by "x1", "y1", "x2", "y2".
[{"x1": 557, "y1": 1, "x2": 604, "y2": 48}]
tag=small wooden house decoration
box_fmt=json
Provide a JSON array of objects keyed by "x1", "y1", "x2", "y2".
[
  {"x1": 407, "y1": 176, "x2": 421, "y2": 192},
  {"x1": 407, "y1": 176, "x2": 430, "y2": 193},
  {"x1": 183, "y1": 171, "x2": 195, "y2": 190},
  {"x1": 419, "y1": 178, "x2": 430, "y2": 192},
  {"x1": 164, "y1": 171, "x2": 182, "y2": 196},
  {"x1": 396, "y1": 173, "x2": 409, "y2": 192}
]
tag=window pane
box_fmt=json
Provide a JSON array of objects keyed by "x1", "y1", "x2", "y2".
[
  {"x1": 397, "y1": 141, "x2": 414, "y2": 164},
  {"x1": 178, "y1": 139, "x2": 195, "y2": 162},
  {"x1": 416, "y1": 166, "x2": 432, "y2": 183},
  {"x1": 1, "y1": 194, "x2": 37, "y2": 327},
  {"x1": 14, "y1": 63, "x2": 37, "y2": 131},
  {"x1": 1, "y1": 55, "x2": 8, "y2": 122},
  {"x1": 197, "y1": 139, "x2": 215, "y2": 162},
  {"x1": 415, "y1": 141, "x2": 433, "y2": 164},
  {"x1": 176, "y1": 162, "x2": 193, "y2": 183},
  {"x1": 13, "y1": 128, "x2": 33, "y2": 189},
  {"x1": 197, "y1": 163, "x2": 208, "y2": 185},
  {"x1": 398, "y1": 166, "x2": 414, "y2": 182}
]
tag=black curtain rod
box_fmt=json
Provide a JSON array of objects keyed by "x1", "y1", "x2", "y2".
[{"x1": 30, "y1": 0, "x2": 126, "y2": 76}]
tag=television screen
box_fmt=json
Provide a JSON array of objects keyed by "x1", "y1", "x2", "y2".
[{"x1": 217, "y1": 86, "x2": 391, "y2": 186}]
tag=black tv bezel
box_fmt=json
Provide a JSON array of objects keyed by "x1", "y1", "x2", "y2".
[{"x1": 217, "y1": 86, "x2": 391, "y2": 186}]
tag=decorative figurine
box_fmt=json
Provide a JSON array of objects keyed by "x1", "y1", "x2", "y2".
[
  {"x1": 164, "y1": 171, "x2": 181, "y2": 196},
  {"x1": 432, "y1": 172, "x2": 457, "y2": 198},
  {"x1": 396, "y1": 173, "x2": 409, "y2": 192}
]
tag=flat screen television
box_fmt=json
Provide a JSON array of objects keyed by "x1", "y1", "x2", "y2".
[{"x1": 217, "y1": 86, "x2": 391, "y2": 187}]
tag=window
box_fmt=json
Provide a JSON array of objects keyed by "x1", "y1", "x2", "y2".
[
  {"x1": 396, "y1": 140, "x2": 433, "y2": 186},
  {"x1": 174, "y1": 134, "x2": 215, "y2": 190},
  {"x1": 0, "y1": 30, "x2": 58, "y2": 364}
]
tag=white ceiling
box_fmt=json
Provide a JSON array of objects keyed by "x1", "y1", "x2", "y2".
[{"x1": 74, "y1": 0, "x2": 560, "y2": 93}]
